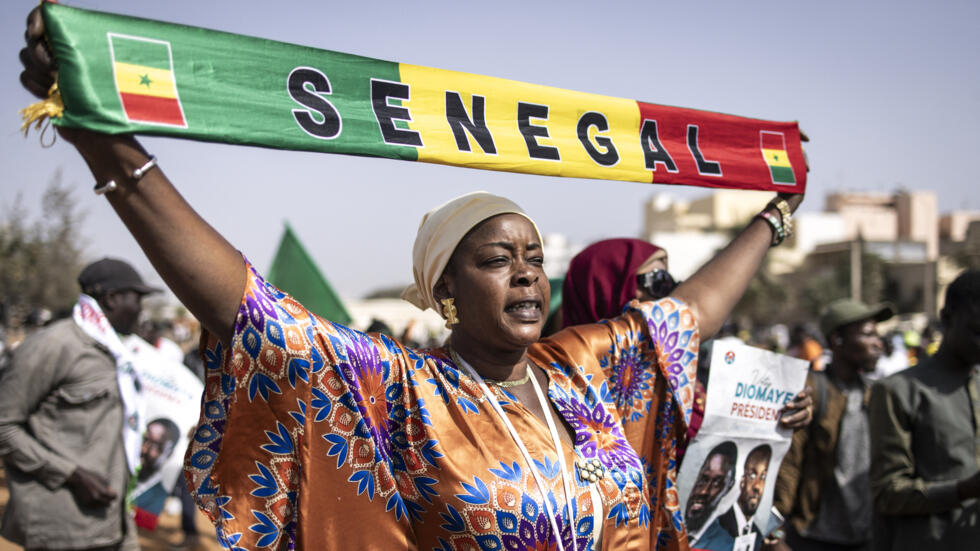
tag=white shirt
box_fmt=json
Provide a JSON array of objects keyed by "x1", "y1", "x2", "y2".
[{"x1": 733, "y1": 502, "x2": 755, "y2": 536}]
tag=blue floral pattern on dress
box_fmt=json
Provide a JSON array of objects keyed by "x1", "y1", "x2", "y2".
[{"x1": 184, "y1": 261, "x2": 699, "y2": 550}]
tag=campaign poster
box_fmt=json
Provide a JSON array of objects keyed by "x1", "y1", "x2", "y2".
[
  {"x1": 123, "y1": 335, "x2": 204, "y2": 530},
  {"x1": 678, "y1": 340, "x2": 808, "y2": 551}
]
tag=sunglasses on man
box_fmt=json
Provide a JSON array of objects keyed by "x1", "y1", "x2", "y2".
[{"x1": 636, "y1": 269, "x2": 679, "y2": 300}]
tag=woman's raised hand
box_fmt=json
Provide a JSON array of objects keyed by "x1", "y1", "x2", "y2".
[
  {"x1": 20, "y1": 6, "x2": 55, "y2": 100},
  {"x1": 18, "y1": 2, "x2": 245, "y2": 346}
]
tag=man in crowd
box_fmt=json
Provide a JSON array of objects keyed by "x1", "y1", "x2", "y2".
[
  {"x1": 0, "y1": 258, "x2": 158, "y2": 550},
  {"x1": 870, "y1": 269, "x2": 980, "y2": 549},
  {"x1": 773, "y1": 298, "x2": 893, "y2": 551},
  {"x1": 698, "y1": 444, "x2": 772, "y2": 551},
  {"x1": 686, "y1": 441, "x2": 738, "y2": 539}
]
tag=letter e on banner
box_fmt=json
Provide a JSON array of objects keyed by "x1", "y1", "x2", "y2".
[
  {"x1": 517, "y1": 102, "x2": 560, "y2": 161},
  {"x1": 371, "y1": 79, "x2": 423, "y2": 147}
]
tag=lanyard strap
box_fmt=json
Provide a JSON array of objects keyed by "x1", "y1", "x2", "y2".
[
  {"x1": 528, "y1": 368, "x2": 578, "y2": 549},
  {"x1": 454, "y1": 354, "x2": 574, "y2": 551}
]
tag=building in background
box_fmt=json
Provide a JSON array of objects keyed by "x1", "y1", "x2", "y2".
[
  {"x1": 156, "y1": 194, "x2": 974, "y2": 342},
  {"x1": 813, "y1": 190, "x2": 940, "y2": 316},
  {"x1": 642, "y1": 189, "x2": 849, "y2": 279},
  {"x1": 643, "y1": 188, "x2": 975, "y2": 323},
  {"x1": 542, "y1": 233, "x2": 582, "y2": 282}
]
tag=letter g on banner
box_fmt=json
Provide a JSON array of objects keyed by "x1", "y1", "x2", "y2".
[
  {"x1": 577, "y1": 111, "x2": 619, "y2": 167},
  {"x1": 288, "y1": 66, "x2": 342, "y2": 139}
]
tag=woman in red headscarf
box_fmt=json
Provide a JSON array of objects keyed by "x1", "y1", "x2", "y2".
[
  {"x1": 562, "y1": 239, "x2": 671, "y2": 328},
  {"x1": 560, "y1": 238, "x2": 811, "y2": 453}
]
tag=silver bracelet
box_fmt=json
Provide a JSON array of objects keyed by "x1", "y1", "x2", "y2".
[
  {"x1": 93, "y1": 155, "x2": 158, "y2": 195},
  {"x1": 93, "y1": 180, "x2": 118, "y2": 195},
  {"x1": 132, "y1": 156, "x2": 158, "y2": 180}
]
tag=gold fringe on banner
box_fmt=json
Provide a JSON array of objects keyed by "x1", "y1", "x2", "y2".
[{"x1": 19, "y1": 82, "x2": 63, "y2": 140}]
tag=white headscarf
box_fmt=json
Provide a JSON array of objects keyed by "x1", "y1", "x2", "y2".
[{"x1": 401, "y1": 191, "x2": 542, "y2": 316}]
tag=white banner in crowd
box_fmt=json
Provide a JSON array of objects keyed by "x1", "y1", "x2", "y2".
[
  {"x1": 678, "y1": 340, "x2": 808, "y2": 551},
  {"x1": 122, "y1": 335, "x2": 203, "y2": 530}
]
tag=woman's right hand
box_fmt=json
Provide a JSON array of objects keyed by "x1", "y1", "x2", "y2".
[
  {"x1": 20, "y1": 6, "x2": 55, "y2": 99},
  {"x1": 18, "y1": 2, "x2": 245, "y2": 346},
  {"x1": 21, "y1": 3, "x2": 115, "y2": 150},
  {"x1": 21, "y1": 3, "x2": 96, "y2": 149}
]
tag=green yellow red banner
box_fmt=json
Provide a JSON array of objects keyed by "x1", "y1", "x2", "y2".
[{"x1": 38, "y1": 3, "x2": 806, "y2": 192}]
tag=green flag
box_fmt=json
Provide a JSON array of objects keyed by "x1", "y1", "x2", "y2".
[{"x1": 267, "y1": 224, "x2": 351, "y2": 325}]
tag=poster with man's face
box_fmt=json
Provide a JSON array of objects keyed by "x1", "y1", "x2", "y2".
[
  {"x1": 123, "y1": 335, "x2": 204, "y2": 530},
  {"x1": 139, "y1": 417, "x2": 182, "y2": 482},
  {"x1": 677, "y1": 340, "x2": 807, "y2": 550}
]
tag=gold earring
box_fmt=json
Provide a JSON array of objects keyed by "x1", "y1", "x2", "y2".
[{"x1": 441, "y1": 298, "x2": 459, "y2": 328}]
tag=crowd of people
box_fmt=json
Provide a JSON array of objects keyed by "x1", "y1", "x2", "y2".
[
  {"x1": 2, "y1": 254, "x2": 976, "y2": 551},
  {"x1": 2, "y1": 3, "x2": 978, "y2": 551}
]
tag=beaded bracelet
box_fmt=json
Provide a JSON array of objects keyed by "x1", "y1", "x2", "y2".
[
  {"x1": 757, "y1": 211, "x2": 786, "y2": 246},
  {"x1": 767, "y1": 197, "x2": 794, "y2": 238},
  {"x1": 94, "y1": 156, "x2": 158, "y2": 195}
]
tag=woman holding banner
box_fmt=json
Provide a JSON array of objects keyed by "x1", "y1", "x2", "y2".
[{"x1": 19, "y1": 5, "x2": 804, "y2": 550}]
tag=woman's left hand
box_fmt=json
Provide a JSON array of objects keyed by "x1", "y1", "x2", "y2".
[{"x1": 777, "y1": 387, "x2": 813, "y2": 430}]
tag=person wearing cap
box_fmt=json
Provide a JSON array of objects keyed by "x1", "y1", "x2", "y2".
[
  {"x1": 0, "y1": 258, "x2": 158, "y2": 550},
  {"x1": 869, "y1": 270, "x2": 980, "y2": 550},
  {"x1": 771, "y1": 298, "x2": 893, "y2": 551},
  {"x1": 18, "y1": 10, "x2": 805, "y2": 550}
]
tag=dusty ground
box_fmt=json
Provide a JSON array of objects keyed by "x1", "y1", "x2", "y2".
[{"x1": 0, "y1": 467, "x2": 223, "y2": 551}]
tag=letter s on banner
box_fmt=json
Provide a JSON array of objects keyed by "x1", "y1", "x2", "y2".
[{"x1": 287, "y1": 67, "x2": 342, "y2": 139}]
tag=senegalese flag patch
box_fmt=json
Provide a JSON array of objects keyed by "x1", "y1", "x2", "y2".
[
  {"x1": 760, "y1": 131, "x2": 795, "y2": 185},
  {"x1": 108, "y1": 33, "x2": 186, "y2": 127}
]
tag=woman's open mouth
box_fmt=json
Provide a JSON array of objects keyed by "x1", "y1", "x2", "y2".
[{"x1": 504, "y1": 300, "x2": 542, "y2": 320}]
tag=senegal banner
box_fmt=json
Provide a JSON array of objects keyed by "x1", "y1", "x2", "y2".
[{"x1": 39, "y1": 3, "x2": 806, "y2": 192}]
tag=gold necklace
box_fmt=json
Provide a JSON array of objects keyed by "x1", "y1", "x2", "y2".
[
  {"x1": 449, "y1": 348, "x2": 532, "y2": 388},
  {"x1": 489, "y1": 369, "x2": 532, "y2": 388}
]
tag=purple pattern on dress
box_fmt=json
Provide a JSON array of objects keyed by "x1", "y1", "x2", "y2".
[
  {"x1": 234, "y1": 303, "x2": 249, "y2": 336},
  {"x1": 336, "y1": 332, "x2": 393, "y2": 463},
  {"x1": 555, "y1": 393, "x2": 641, "y2": 472},
  {"x1": 500, "y1": 510, "x2": 583, "y2": 551},
  {"x1": 607, "y1": 343, "x2": 654, "y2": 413},
  {"x1": 636, "y1": 302, "x2": 696, "y2": 427}
]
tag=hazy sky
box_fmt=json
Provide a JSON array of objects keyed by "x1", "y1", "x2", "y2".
[{"x1": 2, "y1": 0, "x2": 978, "y2": 299}]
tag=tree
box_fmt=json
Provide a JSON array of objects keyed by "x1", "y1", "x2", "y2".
[
  {"x1": 718, "y1": 217, "x2": 789, "y2": 328},
  {"x1": 797, "y1": 249, "x2": 890, "y2": 317},
  {"x1": 0, "y1": 171, "x2": 86, "y2": 327},
  {"x1": 951, "y1": 222, "x2": 980, "y2": 270},
  {"x1": 730, "y1": 263, "x2": 788, "y2": 328}
]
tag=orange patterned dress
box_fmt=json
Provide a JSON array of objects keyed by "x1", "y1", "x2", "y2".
[{"x1": 185, "y1": 262, "x2": 699, "y2": 550}]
